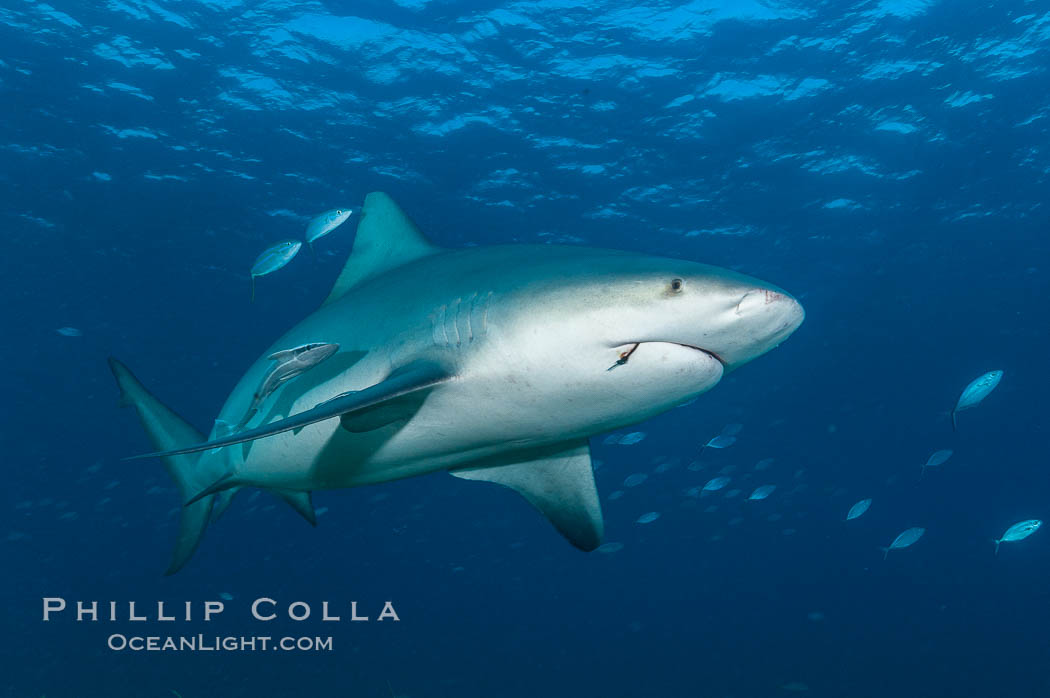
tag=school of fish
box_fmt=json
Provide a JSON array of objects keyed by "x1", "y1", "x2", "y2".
[{"x1": 598, "y1": 366, "x2": 1023, "y2": 561}]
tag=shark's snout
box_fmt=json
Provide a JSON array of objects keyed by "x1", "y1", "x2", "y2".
[
  {"x1": 736, "y1": 288, "x2": 788, "y2": 315},
  {"x1": 756, "y1": 287, "x2": 804, "y2": 331},
  {"x1": 710, "y1": 285, "x2": 804, "y2": 370},
  {"x1": 773, "y1": 290, "x2": 805, "y2": 336}
]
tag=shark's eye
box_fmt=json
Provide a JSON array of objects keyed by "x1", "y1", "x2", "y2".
[{"x1": 670, "y1": 278, "x2": 684, "y2": 293}]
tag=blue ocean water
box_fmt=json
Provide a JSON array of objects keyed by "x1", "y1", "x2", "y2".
[{"x1": 4, "y1": 0, "x2": 1050, "y2": 696}]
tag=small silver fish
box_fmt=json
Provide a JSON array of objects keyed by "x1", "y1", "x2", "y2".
[
  {"x1": 250, "y1": 240, "x2": 302, "y2": 302},
  {"x1": 702, "y1": 476, "x2": 730, "y2": 492},
  {"x1": 623, "y1": 473, "x2": 647, "y2": 487},
  {"x1": 306, "y1": 208, "x2": 352, "y2": 249},
  {"x1": 921, "y1": 449, "x2": 953, "y2": 476},
  {"x1": 618, "y1": 431, "x2": 647, "y2": 445},
  {"x1": 846, "y1": 498, "x2": 871, "y2": 521},
  {"x1": 995, "y1": 519, "x2": 1041, "y2": 555},
  {"x1": 238, "y1": 342, "x2": 339, "y2": 429},
  {"x1": 748, "y1": 485, "x2": 776, "y2": 501},
  {"x1": 881, "y1": 526, "x2": 925, "y2": 559},
  {"x1": 952, "y1": 370, "x2": 1003, "y2": 430},
  {"x1": 700, "y1": 434, "x2": 736, "y2": 455}
]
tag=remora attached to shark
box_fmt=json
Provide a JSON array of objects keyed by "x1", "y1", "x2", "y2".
[{"x1": 110, "y1": 192, "x2": 805, "y2": 574}]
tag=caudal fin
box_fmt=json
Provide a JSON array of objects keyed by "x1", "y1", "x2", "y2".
[
  {"x1": 881, "y1": 546, "x2": 890, "y2": 561},
  {"x1": 108, "y1": 358, "x2": 226, "y2": 575},
  {"x1": 994, "y1": 539, "x2": 1001, "y2": 556},
  {"x1": 951, "y1": 410, "x2": 957, "y2": 432}
]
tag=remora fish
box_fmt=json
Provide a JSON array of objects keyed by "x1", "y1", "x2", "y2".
[
  {"x1": 238, "y1": 342, "x2": 340, "y2": 429},
  {"x1": 306, "y1": 208, "x2": 352, "y2": 250},
  {"x1": 951, "y1": 370, "x2": 1003, "y2": 430},
  {"x1": 110, "y1": 192, "x2": 805, "y2": 574}
]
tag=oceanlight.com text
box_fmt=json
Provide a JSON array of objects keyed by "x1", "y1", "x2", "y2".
[{"x1": 107, "y1": 634, "x2": 334, "y2": 652}]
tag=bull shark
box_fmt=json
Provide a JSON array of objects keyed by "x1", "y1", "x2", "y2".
[{"x1": 110, "y1": 192, "x2": 804, "y2": 574}]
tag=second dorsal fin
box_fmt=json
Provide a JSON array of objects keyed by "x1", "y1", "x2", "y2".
[{"x1": 323, "y1": 192, "x2": 440, "y2": 306}]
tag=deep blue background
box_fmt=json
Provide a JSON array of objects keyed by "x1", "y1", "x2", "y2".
[{"x1": 4, "y1": 0, "x2": 1050, "y2": 696}]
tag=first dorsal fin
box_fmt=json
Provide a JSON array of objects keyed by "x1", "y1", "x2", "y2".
[{"x1": 323, "y1": 192, "x2": 440, "y2": 306}]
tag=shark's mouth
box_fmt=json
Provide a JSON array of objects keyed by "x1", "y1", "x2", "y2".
[
  {"x1": 609, "y1": 341, "x2": 726, "y2": 371},
  {"x1": 669, "y1": 342, "x2": 727, "y2": 368}
]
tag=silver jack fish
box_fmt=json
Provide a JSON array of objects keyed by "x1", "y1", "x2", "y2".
[
  {"x1": 951, "y1": 370, "x2": 1003, "y2": 431},
  {"x1": 306, "y1": 208, "x2": 352, "y2": 250},
  {"x1": 995, "y1": 519, "x2": 1041, "y2": 556},
  {"x1": 250, "y1": 240, "x2": 302, "y2": 302}
]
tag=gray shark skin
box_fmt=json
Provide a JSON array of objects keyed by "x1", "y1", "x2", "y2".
[{"x1": 110, "y1": 192, "x2": 804, "y2": 574}]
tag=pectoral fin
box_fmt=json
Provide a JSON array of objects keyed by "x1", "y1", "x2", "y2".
[
  {"x1": 339, "y1": 391, "x2": 428, "y2": 432},
  {"x1": 125, "y1": 361, "x2": 452, "y2": 461},
  {"x1": 451, "y1": 441, "x2": 604, "y2": 551}
]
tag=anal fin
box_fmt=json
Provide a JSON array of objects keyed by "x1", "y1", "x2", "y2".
[
  {"x1": 273, "y1": 489, "x2": 317, "y2": 526},
  {"x1": 451, "y1": 441, "x2": 604, "y2": 551}
]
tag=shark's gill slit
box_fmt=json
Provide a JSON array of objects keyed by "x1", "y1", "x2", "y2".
[
  {"x1": 464, "y1": 293, "x2": 475, "y2": 342},
  {"x1": 480, "y1": 291, "x2": 492, "y2": 333},
  {"x1": 430, "y1": 311, "x2": 444, "y2": 347},
  {"x1": 449, "y1": 298, "x2": 462, "y2": 345},
  {"x1": 437, "y1": 305, "x2": 449, "y2": 346}
]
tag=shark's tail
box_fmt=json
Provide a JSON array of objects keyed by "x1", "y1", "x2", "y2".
[
  {"x1": 880, "y1": 546, "x2": 890, "y2": 561},
  {"x1": 108, "y1": 358, "x2": 225, "y2": 575},
  {"x1": 994, "y1": 539, "x2": 1001, "y2": 556},
  {"x1": 951, "y1": 409, "x2": 957, "y2": 432}
]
